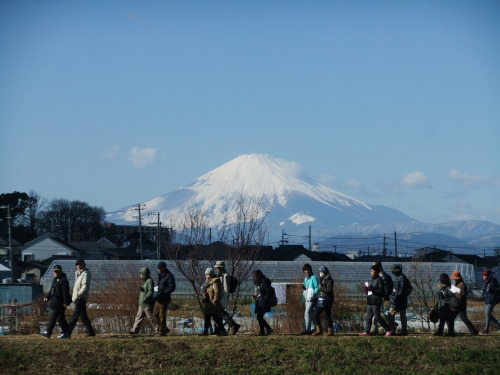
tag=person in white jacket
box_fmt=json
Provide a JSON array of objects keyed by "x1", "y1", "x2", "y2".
[{"x1": 67, "y1": 259, "x2": 96, "y2": 337}]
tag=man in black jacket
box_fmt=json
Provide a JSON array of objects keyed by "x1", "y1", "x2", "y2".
[
  {"x1": 153, "y1": 261, "x2": 176, "y2": 336},
  {"x1": 360, "y1": 265, "x2": 392, "y2": 336},
  {"x1": 387, "y1": 264, "x2": 411, "y2": 335},
  {"x1": 41, "y1": 264, "x2": 72, "y2": 339}
]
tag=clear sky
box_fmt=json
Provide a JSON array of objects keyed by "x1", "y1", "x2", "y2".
[{"x1": 1, "y1": 0, "x2": 499, "y2": 225}]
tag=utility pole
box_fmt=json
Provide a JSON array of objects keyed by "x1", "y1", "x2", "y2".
[
  {"x1": 132, "y1": 204, "x2": 144, "y2": 260},
  {"x1": 382, "y1": 235, "x2": 387, "y2": 257},
  {"x1": 0, "y1": 205, "x2": 13, "y2": 281},
  {"x1": 394, "y1": 232, "x2": 398, "y2": 258},
  {"x1": 281, "y1": 230, "x2": 288, "y2": 246},
  {"x1": 309, "y1": 225, "x2": 312, "y2": 251}
]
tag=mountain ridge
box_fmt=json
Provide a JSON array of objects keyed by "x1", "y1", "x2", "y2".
[{"x1": 106, "y1": 154, "x2": 500, "y2": 252}]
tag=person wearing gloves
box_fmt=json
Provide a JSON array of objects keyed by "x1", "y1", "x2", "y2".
[
  {"x1": 301, "y1": 263, "x2": 319, "y2": 335},
  {"x1": 433, "y1": 273, "x2": 455, "y2": 336},
  {"x1": 129, "y1": 267, "x2": 157, "y2": 334},
  {"x1": 449, "y1": 270, "x2": 478, "y2": 335},
  {"x1": 41, "y1": 264, "x2": 72, "y2": 339},
  {"x1": 360, "y1": 264, "x2": 392, "y2": 336},
  {"x1": 199, "y1": 267, "x2": 227, "y2": 336},
  {"x1": 312, "y1": 266, "x2": 335, "y2": 336},
  {"x1": 481, "y1": 269, "x2": 500, "y2": 334}
]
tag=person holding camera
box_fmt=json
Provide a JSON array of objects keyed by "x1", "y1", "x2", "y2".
[
  {"x1": 312, "y1": 266, "x2": 335, "y2": 336},
  {"x1": 129, "y1": 267, "x2": 157, "y2": 334}
]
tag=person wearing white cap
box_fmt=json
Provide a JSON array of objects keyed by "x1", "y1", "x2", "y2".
[{"x1": 214, "y1": 260, "x2": 241, "y2": 335}]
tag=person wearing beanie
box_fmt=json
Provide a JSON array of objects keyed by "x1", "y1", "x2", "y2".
[
  {"x1": 387, "y1": 264, "x2": 412, "y2": 336},
  {"x1": 370, "y1": 261, "x2": 393, "y2": 335},
  {"x1": 301, "y1": 263, "x2": 319, "y2": 335},
  {"x1": 41, "y1": 265, "x2": 72, "y2": 339},
  {"x1": 129, "y1": 267, "x2": 157, "y2": 334},
  {"x1": 214, "y1": 260, "x2": 241, "y2": 335},
  {"x1": 153, "y1": 261, "x2": 176, "y2": 336},
  {"x1": 360, "y1": 265, "x2": 392, "y2": 336},
  {"x1": 67, "y1": 259, "x2": 96, "y2": 338},
  {"x1": 433, "y1": 273, "x2": 455, "y2": 336},
  {"x1": 199, "y1": 267, "x2": 227, "y2": 336},
  {"x1": 449, "y1": 271, "x2": 479, "y2": 335},
  {"x1": 252, "y1": 269, "x2": 274, "y2": 336},
  {"x1": 481, "y1": 269, "x2": 500, "y2": 333},
  {"x1": 312, "y1": 266, "x2": 335, "y2": 336}
]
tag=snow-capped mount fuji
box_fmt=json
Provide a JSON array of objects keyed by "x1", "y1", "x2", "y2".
[
  {"x1": 106, "y1": 154, "x2": 411, "y2": 229},
  {"x1": 106, "y1": 154, "x2": 500, "y2": 248}
]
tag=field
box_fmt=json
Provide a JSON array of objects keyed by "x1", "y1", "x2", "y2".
[{"x1": 1, "y1": 333, "x2": 499, "y2": 375}]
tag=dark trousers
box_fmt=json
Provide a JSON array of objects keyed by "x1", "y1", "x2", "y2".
[
  {"x1": 203, "y1": 313, "x2": 225, "y2": 334},
  {"x1": 313, "y1": 303, "x2": 333, "y2": 330},
  {"x1": 436, "y1": 305, "x2": 454, "y2": 334},
  {"x1": 68, "y1": 298, "x2": 95, "y2": 336},
  {"x1": 256, "y1": 311, "x2": 271, "y2": 334},
  {"x1": 46, "y1": 306, "x2": 69, "y2": 336},
  {"x1": 364, "y1": 304, "x2": 390, "y2": 333},
  {"x1": 449, "y1": 310, "x2": 478, "y2": 334}
]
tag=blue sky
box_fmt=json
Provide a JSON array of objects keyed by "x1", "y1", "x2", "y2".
[{"x1": 1, "y1": 0, "x2": 499, "y2": 225}]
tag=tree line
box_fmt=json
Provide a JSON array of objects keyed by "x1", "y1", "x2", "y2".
[{"x1": 0, "y1": 191, "x2": 106, "y2": 244}]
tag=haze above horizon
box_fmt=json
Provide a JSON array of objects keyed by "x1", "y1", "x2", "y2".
[{"x1": 1, "y1": 1, "x2": 499, "y2": 226}]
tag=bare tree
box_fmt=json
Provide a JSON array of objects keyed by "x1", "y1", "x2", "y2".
[
  {"x1": 164, "y1": 207, "x2": 213, "y2": 310},
  {"x1": 216, "y1": 194, "x2": 269, "y2": 315},
  {"x1": 407, "y1": 258, "x2": 437, "y2": 331}
]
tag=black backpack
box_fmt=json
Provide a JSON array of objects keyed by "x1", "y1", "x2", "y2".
[
  {"x1": 228, "y1": 274, "x2": 238, "y2": 294},
  {"x1": 268, "y1": 285, "x2": 278, "y2": 307},
  {"x1": 404, "y1": 276, "x2": 413, "y2": 296},
  {"x1": 383, "y1": 273, "x2": 394, "y2": 300}
]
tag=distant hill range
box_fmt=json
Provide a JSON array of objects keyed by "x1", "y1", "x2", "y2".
[{"x1": 106, "y1": 154, "x2": 500, "y2": 255}]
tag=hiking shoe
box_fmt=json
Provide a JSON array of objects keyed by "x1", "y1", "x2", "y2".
[
  {"x1": 384, "y1": 330, "x2": 393, "y2": 337},
  {"x1": 129, "y1": 331, "x2": 138, "y2": 335},
  {"x1": 300, "y1": 330, "x2": 311, "y2": 335},
  {"x1": 480, "y1": 330, "x2": 489, "y2": 334},
  {"x1": 57, "y1": 333, "x2": 70, "y2": 339},
  {"x1": 359, "y1": 332, "x2": 371, "y2": 336},
  {"x1": 232, "y1": 324, "x2": 241, "y2": 335},
  {"x1": 41, "y1": 331, "x2": 50, "y2": 339},
  {"x1": 266, "y1": 328, "x2": 273, "y2": 336}
]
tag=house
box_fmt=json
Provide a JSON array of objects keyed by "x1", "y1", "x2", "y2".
[
  {"x1": 413, "y1": 247, "x2": 483, "y2": 264},
  {"x1": 20, "y1": 233, "x2": 80, "y2": 262},
  {"x1": 266, "y1": 245, "x2": 351, "y2": 262}
]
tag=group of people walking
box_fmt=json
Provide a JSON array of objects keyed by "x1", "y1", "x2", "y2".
[{"x1": 42, "y1": 259, "x2": 499, "y2": 337}]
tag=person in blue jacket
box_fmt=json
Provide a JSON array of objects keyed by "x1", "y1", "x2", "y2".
[{"x1": 301, "y1": 263, "x2": 319, "y2": 335}]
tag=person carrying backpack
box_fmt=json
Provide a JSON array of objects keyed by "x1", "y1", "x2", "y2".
[
  {"x1": 481, "y1": 269, "x2": 500, "y2": 334},
  {"x1": 387, "y1": 264, "x2": 411, "y2": 335},
  {"x1": 252, "y1": 269, "x2": 274, "y2": 336},
  {"x1": 449, "y1": 271, "x2": 479, "y2": 335},
  {"x1": 214, "y1": 260, "x2": 241, "y2": 335}
]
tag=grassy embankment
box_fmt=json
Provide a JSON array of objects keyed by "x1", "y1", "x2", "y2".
[{"x1": 1, "y1": 333, "x2": 499, "y2": 375}]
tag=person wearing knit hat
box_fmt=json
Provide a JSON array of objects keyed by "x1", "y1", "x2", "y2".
[
  {"x1": 481, "y1": 269, "x2": 500, "y2": 333},
  {"x1": 386, "y1": 264, "x2": 412, "y2": 336},
  {"x1": 433, "y1": 273, "x2": 455, "y2": 336},
  {"x1": 449, "y1": 270, "x2": 479, "y2": 335},
  {"x1": 199, "y1": 267, "x2": 227, "y2": 336}
]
